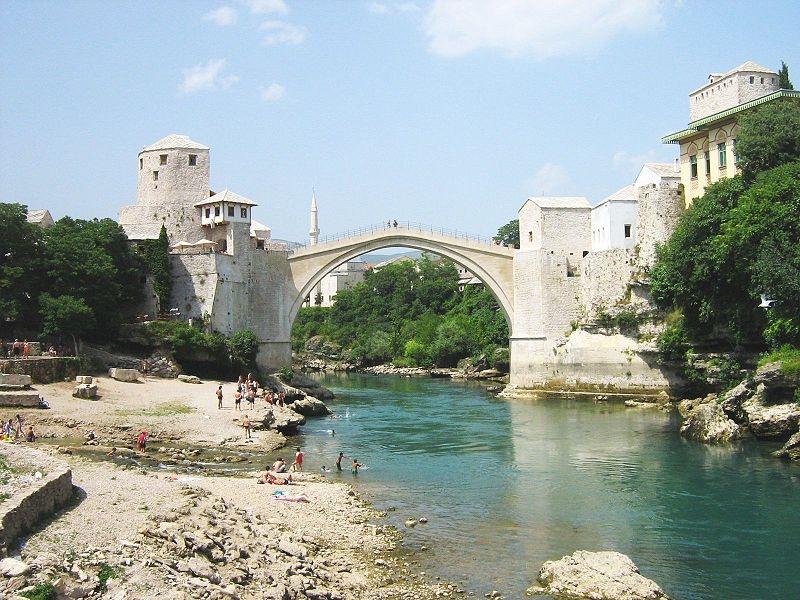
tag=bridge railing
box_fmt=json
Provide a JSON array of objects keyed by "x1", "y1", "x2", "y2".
[{"x1": 290, "y1": 221, "x2": 503, "y2": 253}]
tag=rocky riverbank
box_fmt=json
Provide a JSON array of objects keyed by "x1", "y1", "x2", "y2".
[
  {"x1": 0, "y1": 451, "x2": 451, "y2": 600},
  {"x1": 678, "y1": 360, "x2": 800, "y2": 461}
]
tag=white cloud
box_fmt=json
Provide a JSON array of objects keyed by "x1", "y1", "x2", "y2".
[
  {"x1": 179, "y1": 59, "x2": 239, "y2": 94},
  {"x1": 367, "y1": 2, "x2": 419, "y2": 14},
  {"x1": 530, "y1": 163, "x2": 571, "y2": 195},
  {"x1": 203, "y1": 6, "x2": 238, "y2": 26},
  {"x1": 260, "y1": 20, "x2": 307, "y2": 45},
  {"x1": 367, "y1": 2, "x2": 390, "y2": 14},
  {"x1": 243, "y1": 0, "x2": 288, "y2": 14},
  {"x1": 424, "y1": 0, "x2": 663, "y2": 59},
  {"x1": 260, "y1": 82, "x2": 286, "y2": 102}
]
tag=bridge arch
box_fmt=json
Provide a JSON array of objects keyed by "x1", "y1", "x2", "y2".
[{"x1": 286, "y1": 227, "x2": 516, "y2": 334}]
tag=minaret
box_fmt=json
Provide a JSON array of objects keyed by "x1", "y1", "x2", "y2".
[{"x1": 309, "y1": 190, "x2": 319, "y2": 246}]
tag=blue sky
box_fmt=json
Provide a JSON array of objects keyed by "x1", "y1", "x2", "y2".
[{"x1": 1, "y1": 1, "x2": 798, "y2": 243}]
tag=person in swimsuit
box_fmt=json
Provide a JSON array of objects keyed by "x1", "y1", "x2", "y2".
[
  {"x1": 234, "y1": 389, "x2": 242, "y2": 410},
  {"x1": 292, "y1": 448, "x2": 304, "y2": 472},
  {"x1": 351, "y1": 458, "x2": 363, "y2": 475},
  {"x1": 335, "y1": 451, "x2": 345, "y2": 471},
  {"x1": 216, "y1": 385, "x2": 223, "y2": 409},
  {"x1": 242, "y1": 415, "x2": 252, "y2": 439}
]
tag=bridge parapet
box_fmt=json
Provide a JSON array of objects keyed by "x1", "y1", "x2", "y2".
[{"x1": 288, "y1": 221, "x2": 514, "y2": 257}]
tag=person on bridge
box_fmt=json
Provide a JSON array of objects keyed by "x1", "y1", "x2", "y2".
[{"x1": 393, "y1": 219, "x2": 398, "y2": 228}]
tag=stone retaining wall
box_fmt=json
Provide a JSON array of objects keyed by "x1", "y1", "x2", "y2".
[
  {"x1": 0, "y1": 357, "x2": 79, "y2": 384},
  {"x1": 0, "y1": 445, "x2": 73, "y2": 556}
]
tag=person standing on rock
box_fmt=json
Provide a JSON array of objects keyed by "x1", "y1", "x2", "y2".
[
  {"x1": 242, "y1": 415, "x2": 252, "y2": 440},
  {"x1": 216, "y1": 385, "x2": 223, "y2": 409},
  {"x1": 292, "y1": 447, "x2": 304, "y2": 472},
  {"x1": 136, "y1": 430, "x2": 148, "y2": 453}
]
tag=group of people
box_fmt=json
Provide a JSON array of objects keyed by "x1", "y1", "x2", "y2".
[
  {"x1": 0, "y1": 339, "x2": 63, "y2": 359},
  {"x1": 386, "y1": 219, "x2": 399, "y2": 228},
  {"x1": 217, "y1": 374, "x2": 288, "y2": 412},
  {"x1": 1, "y1": 414, "x2": 35, "y2": 442}
]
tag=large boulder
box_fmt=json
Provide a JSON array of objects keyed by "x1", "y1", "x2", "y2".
[
  {"x1": 680, "y1": 401, "x2": 748, "y2": 444},
  {"x1": 73, "y1": 383, "x2": 98, "y2": 399},
  {"x1": 267, "y1": 405, "x2": 306, "y2": 433},
  {"x1": 108, "y1": 368, "x2": 140, "y2": 382},
  {"x1": 774, "y1": 430, "x2": 800, "y2": 462},
  {"x1": 742, "y1": 398, "x2": 800, "y2": 440},
  {"x1": 719, "y1": 380, "x2": 753, "y2": 424},
  {"x1": 753, "y1": 361, "x2": 799, "y2": 389},
  {"x1": 0, "y1": 373, "x2": 32, "y2": 386},
  {"x1": 290, "y1": 395, "x2": 331, "y2": 417},
  {"x1": 527, "y1": 550, "x2": 670, "y2": 600}
]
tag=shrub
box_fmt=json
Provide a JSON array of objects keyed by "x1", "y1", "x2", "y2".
[
  {"x1": 279, "y1": 366, "x2": 294, "y2": 382},
  {"x1": 595, "y1": 308, "x2": 614, "y2": 330},
  {"x1": 20, "y1": 583, "x2": 57, "y2": 600},
  {"x1": 228, "y1": 330, "x2": 259, "y2": 369},
  {"x1": 657, "y1": 321, "x2": 690, "y2": 364},
  {"x1": 614, "y1": 309, "x2": 639, "y2": 333},
  {"x1": 403, "y1": 339, "x2": 430, "y2": 365},
  {"x1": 758, "y1": 345, "x2": 800, "y2": 376}
]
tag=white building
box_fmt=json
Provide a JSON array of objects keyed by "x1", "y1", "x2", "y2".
[
  {"x1": 591, "y1": 162, "x2": 679, "y2": 252},
  {"x1": 26, "y1": 209, "x2": 54, "y2": 229},
  {"x1": 591, "y1": 185, "x2": 637, "y2": 252}
]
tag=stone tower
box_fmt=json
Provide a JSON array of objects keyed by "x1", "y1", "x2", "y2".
[
  {"x1": 309, "y1": 190, "x2": 319, "y2": 246},
  {"x1": 122, "y1": 134, "x2": 210, "y2": 243}
]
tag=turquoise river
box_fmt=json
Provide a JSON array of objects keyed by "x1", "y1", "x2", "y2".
[{"x1": 295, "y1": 373, "x2": 799, "y2": 600}]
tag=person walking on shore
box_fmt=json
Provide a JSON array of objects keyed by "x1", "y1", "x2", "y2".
[
  {"x1": 291, "y1": 447, "x2": 304, "y2": 472},
  {"x1": 234, "y1": 389, "x2": 242, "y2": 411},
  {"x1": 216, "y1": 385, "x2": 223, "y2": 409},
  {"x1": 242, "y1": 415, "x2": 252, "y2": 440}
]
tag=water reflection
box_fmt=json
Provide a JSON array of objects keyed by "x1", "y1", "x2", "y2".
[{"x1": 301, "y1": 373, "x2": 799, "y2": 599}]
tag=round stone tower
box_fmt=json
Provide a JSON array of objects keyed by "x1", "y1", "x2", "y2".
[{"x1": 136, "y1": 134, "x2": 210, "y2": 242}]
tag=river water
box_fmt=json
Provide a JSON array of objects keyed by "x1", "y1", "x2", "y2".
[{"x1": 296, "y1": 373, "x2": 799, "y2": 600}]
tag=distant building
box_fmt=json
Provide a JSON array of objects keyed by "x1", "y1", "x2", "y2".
[
  {"x1": 26, "y1": 209, "x2": 54, "y2": 229},
  {"x1": 662, "y1": 61, "x2": 799, "y2": 205},
  {"x1": 457, "y1": 265, "x2": 482, "y2": 291},
  {"x1": 317, "y1": 260, "x2": 368, "y2": 307}
]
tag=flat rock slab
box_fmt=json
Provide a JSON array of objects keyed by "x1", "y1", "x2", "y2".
[
  {"x1": 73, "y1": 383, "x2": 98, "y2": 399},
  {"x1": 108, "y1": 368, "x2": 140, "y2": 382},
  {"x1": 75, "y1": 375, "x2": 93, "y2": 384},
  {"x1": 0, "y1": 390, "x2": 41, "y2": 408},
  {"x1": 0, "y1": 373, "x2": 32, "y2": 386},
  {"x1": 178, "y1": 374, "x2": 201, "y2": 384},
  {"x1": 528, "y1": 550, "x2": 670, "y2": 600}
]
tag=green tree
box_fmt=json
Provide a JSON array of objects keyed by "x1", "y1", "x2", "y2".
[
  {"x1": 40, "y1": 217, "x2": 143, "y2": 338},
  {"x1": 228, "y1": 330, "x2": 260, "y2": 370},
  {"x1": 494, "y1": 219, "x2": 520, "y2": 248},
  {"x1": 0, "y1": 203, "x2": 42, "y2": 324},
  {"x1": 736, "y1": 99, "x2": 800, "y2": 180},
  {"x1": 778, "y1": 61, "x2": 793, "y2": 90},
  {"x1": 138, "y1": 225, "x2": 171, "y2": 311},
  {"x1": 39, "y1": 293, "x2": 95, "y2": 355}
]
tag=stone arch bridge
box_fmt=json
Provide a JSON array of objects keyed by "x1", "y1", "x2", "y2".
[{"x1": 285, "y1": 222, "x2": 516, "y2": 329}]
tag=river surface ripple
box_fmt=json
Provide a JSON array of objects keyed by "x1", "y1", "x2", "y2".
[{"x1": 297, "y1": 373, "x2": 799, "y2": 600}]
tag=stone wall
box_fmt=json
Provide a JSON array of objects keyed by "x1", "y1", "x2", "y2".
[
  {"x1": 581, "y1": 248, "x2": 637, "y2": 317},
  {"x1": 0, "y1": 358, "x2": 78, "y2": 384},
  {"x1": 0, "y1": 445, "x2": 73, "y2": 556},
  {"x1": 636, "y1": 183, "x2": 684, "y2": 269}
]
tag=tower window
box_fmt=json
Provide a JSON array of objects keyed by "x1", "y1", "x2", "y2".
[
  {"x1": 749, "y1": 76, "x2": 754, "y2": 84},
  {"x1": 228, "y1": 205, "x2": 235, "y2": 217},
  {"x1": 214, "y1": 206, "x2": 220, "y2": 217},
  {"x1": 705, "y1": 151, "x2": 710, "y2": 175},
  {"x1": 624, "y1": 224, "x2": 632, "y2": 238},
  {"x1": 760, "y1": 77, "x2": 764, "y2": 84},
  {"x1": 160, "y1": 154, "x2": 167, "y2": 165},
  {"x1": 189, "y1": 154, "x2": 197, "y2": 166},
  {"x1": 689, "y1": 154, "x2": 698, "y2": 178},
  {"x1": 139, "y1": 158, "x2": 143, "y2": 170},
  {"x1": 528, "y1": 231, "x2": 533, "y2": 242},
  {"x1": 718, "y1": 142, "x2": 727, "y2": 168},
  {"x1": 241, "y1": 207, "x2": 247, "y2": 218},
  {"x1": 153, "y1": 171, "x2": 158, "y2": 181},
  {"x1": 205, "y1": 208, "x2": 210, "y2": 218}
]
